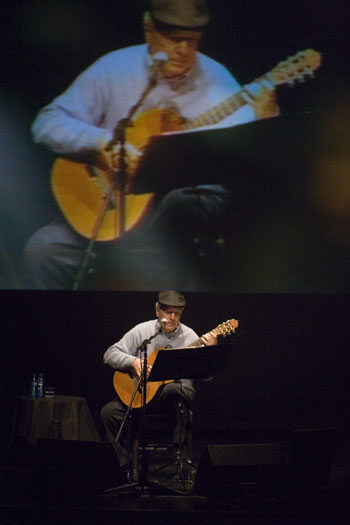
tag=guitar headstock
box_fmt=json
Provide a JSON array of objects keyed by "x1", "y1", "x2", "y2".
[
  {"x1": 267, "y1": 49, "x2": 322, "y2": 87},
  {"x1": 214, "y1": 319, "x2": 239, "y2": 338}
]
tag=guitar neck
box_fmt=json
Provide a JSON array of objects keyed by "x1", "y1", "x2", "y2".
[
  {"x1": 187, "y1": 323, "x2": 232, "y2": 348},
  {"x1": 188, "y1": 337, "x2": 206, "y2": 348},
  {"x1": 182, "y1": 90, "x2": 248, "y2": 130},
  {"x1": 180, "y1": 49, "x2": 322, "y2": 131}
]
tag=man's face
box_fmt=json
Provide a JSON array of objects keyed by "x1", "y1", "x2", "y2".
[
  {"x1": 146, "y1": 25, "x2": 202, "y2": 78},
  {"x1": 156, "y1": 304, "x2": 184, "y2": 332}
]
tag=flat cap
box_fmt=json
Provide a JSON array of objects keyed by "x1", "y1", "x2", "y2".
[
  {"x1": 158, "y1": 290, "x2": 186, "y2": 307},
  {"x1": 150, "y1": 0, "x2": 210, "y2": 29}
]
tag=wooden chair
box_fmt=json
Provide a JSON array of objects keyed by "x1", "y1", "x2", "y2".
[{"x1": 130, "y1": 409, "x2": 194, "y2": 483}]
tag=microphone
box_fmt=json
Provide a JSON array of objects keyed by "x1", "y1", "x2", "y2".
[
  {"x1": 160, "y1": 318, "x2": 168, "y2": 327},
  {"x1": 151, "y1": 51, "x2": 168, "y2": 74}
]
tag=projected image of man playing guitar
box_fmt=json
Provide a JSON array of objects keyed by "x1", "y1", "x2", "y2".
[
  {"x1": 22, "y1": 0, "x2": 282, "y2": 290},
  {"x1": 23, "y1": 0, "x2": 320, "y2": 290}
]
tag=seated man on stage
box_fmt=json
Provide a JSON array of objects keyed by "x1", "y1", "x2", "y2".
[{"x1": 100, "y1": 290, "x2": 217, "y2": 479}]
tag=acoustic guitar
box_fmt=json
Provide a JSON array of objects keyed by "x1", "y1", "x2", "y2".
[
  {"x1": 51, "y1": 49, "x2": 321, "y2": 241},
  {"x1": 113, "y1": 318, "x2": 239, "y2": 408}
]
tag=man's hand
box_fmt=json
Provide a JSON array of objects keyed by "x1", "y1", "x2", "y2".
[
  {"x1": 201, "y1": 331, "x2": 218, "y2": 346},
  {"x1": 95, "y1": 134, "x2": 117, "y2": 172},
  {"x1": 243, "y1": 82, "x2": 280, "y2": 119},
  {"x1": 252, "y1": 88, "x2": 280, "y2": 119},
  {"x1": 95, "y1": 135, "x2": 142, "y2": 176},
  {"x1": 133, "y1": 357, "x2": 152, "y2": 378}
]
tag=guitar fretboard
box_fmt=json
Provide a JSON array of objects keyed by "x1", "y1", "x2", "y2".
[
  {"x1": 179, "y1": 49, "x2": 321, "y2": 131},
  {"x1": 188, "y1": 337, "x2": 206, "y2": 348},
  {"x1": 187, "y1": 322, "x2": 236, "y2": 348},
  {"x1": 182, "y1": 91, "x2": 247, "y2": 130}
]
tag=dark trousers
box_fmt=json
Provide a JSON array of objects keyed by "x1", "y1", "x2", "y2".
[
  {"x1": 100, "y1": 381, "x2": 194, "y2": 468},
  {"x1": 22, "y1": 186, "x2": 230, "y2": 290}
]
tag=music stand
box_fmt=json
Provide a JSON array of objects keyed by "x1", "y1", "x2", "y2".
[
  {"x1": 131, "y1": 113, "x2": 315, "y2": 194},
  {"x1": 148, "y1": 344, "x2": 234, "y2": 382},
  {"x1": 147, "y1": 344, "x2": 234, "y2": 488}
]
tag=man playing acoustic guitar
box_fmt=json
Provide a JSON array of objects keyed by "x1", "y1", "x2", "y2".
[
  {"x1": 23, "y1": 0, "x2": 280, "y2": 290},
  {"x1": 100, "y1": 289, "x2": 238, "y2": 481}
]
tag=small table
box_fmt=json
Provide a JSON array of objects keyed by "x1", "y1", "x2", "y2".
[{"x1": 11, "y1": 395, "x2": 100, "y2": 446}]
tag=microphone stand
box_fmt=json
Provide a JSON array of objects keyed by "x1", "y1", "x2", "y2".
[
  {"x1": 138, "y1": 323, "x2": 165, "y2": 494},
  {"x1": 104, "y1": 322, "x2": 165, "y2": 495},
  {"x1": 72, "y1": 59, "x2": 163, "y2": 291}
]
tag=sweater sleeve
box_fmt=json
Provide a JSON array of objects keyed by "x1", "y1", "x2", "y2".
[
  {"x1": 103, "y1": 326, "x2": 141, "y2": 371},
  {"x1": 31, "y1": 57, "x2": 115, "y2": 155}
]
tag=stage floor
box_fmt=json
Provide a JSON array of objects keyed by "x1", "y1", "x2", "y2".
[{"x1": 1, "y1": 432, "x2": 350, "y2": 525}]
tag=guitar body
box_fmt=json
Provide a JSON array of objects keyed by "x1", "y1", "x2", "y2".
[
  {"x1": 51, "y1": 158, "x2": 155, "y2": 241},
  {"x1": 126, "y1": 108, "x2": 183, "y2": 151},
  {"x1": 51, "y1": 109, "x2": 183, "y2": 241},
  {"x1": 113, "y1": 347, "x2": 173, "y2": 409}
]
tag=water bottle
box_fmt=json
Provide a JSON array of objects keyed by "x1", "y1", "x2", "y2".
[
  {"x1": 30, "y1": 373, "x2": 37, "y2": 397},
  {"x1": 36, "y1": 373, "x2": 45, "y2": 398}
]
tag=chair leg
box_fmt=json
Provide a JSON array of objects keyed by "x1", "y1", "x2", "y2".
[
  {"x1": 174, "y1": 445, "x2": 186, "y2": 482},
  {"x1": 132, "y1": 438, "x2": 140, "y2": 482},
  {"x1": 130, "y1": 408, "x2": 195, "y2": 485},
  {"x1": 186, "y1": 410, "x2": 193, "y2": 461}
]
